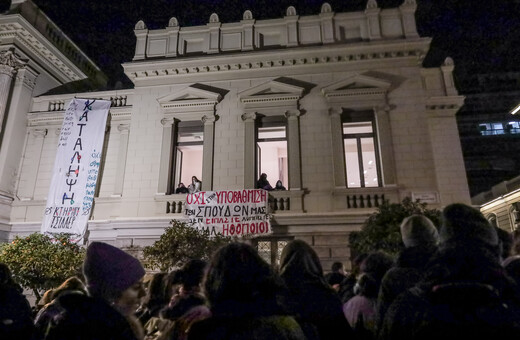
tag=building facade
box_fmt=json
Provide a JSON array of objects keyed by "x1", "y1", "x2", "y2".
[{"x1": 3, "y1": 0, "x2": 470, "y2": 268}]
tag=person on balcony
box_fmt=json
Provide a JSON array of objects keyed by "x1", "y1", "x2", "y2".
[
  {"x1": 188, "y1": 176, "x2": 202, "y2": 194},
  {"x1": 257, "y1": 173, "x2": 273, "y2": 191},
  {"x1": 175, "y1": 183, "x2": 189, "y2": 194},
  {"x1": 274, "y1": 180, "x2": 287, "y2": 191}
]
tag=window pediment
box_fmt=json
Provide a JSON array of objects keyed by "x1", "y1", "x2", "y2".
[
  {"x1": 321, "y1": 74, "x2": 391, "y2": 108},
  {"x1": 239, "y1": 80, "x2": 305, "y2": 111},
  {"x1": 158, "y1": 85, "x2": 223, "y2": 118}
]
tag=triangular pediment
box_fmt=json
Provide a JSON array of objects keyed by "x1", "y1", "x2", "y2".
[
  {"x1": 239, "y1": 80, "x2": 305, "y2": 99},
  {"x1": 158, "y1": 85, "x2": 222, "y2": 104},
  {"x1": 322, "y1": 74, "x2": 391, "y2": 94}
]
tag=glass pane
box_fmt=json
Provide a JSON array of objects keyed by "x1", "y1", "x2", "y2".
[
  {"x1": 176, "y1": 144, "x2": 203, "y2": 188},
  {"x1": 178, "y1": 130, "x2": 204, "y2": 143},
  {"x1": 361, "y1": 137, "x2": 379, "y2": 187},
  {"x1": 257, "y1": 140, "x2": 288, "y2": 189},
  {"x1": 276, "y1": 240, "x2": 288, "y2": 266},
  {"x1": 343, "y1": 121, "x2": 372, "y2": 135},
  {"x1": 344, "y1": 138, "x2": 360, "y2": 188},
  {"x1": 258, "y1": 126, "x2": 286, "y2": 139},
  {"x1": 257, "y1": 241, "x2": 271, "y2": 265}
]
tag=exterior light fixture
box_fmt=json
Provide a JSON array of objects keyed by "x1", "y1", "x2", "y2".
[{"x1": 511, "y1": 103, "x2": 520, "y2": 115}]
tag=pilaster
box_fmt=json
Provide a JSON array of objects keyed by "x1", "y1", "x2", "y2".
[
  {"x1": 114, "y1": 124, "x2": 130, "y2": 196},
  {"x1": 202, "y1": 115, "x2": 216, "y2": 190},
  {"x1": 157, "y1": 118, "x2": 175, "y2": 194},
  {"x1": 329, "y1": 107, "x2": 346, "y2": 188},
  {"x1": 241, "y1": 112, "x2": 257, "y2": 189},
  {"x1": 285, "y1": 109, "x2": 302, "y2": 190}
]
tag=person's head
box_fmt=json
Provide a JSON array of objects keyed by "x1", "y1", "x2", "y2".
[
  {"x1": 400, "y1": 215, "x2": 439, "y2": 248},
  {"x1": 143, "y1": 272, "x2": 170, "y2": 307},
  {"x1": 178, "y1": 183, "x2": 185, "y2": 188},
  {"x1": 279, "y1": 240, "x2": 326, "y2": 287},
  {"x1": 83, "y1": 242, "x2": 146, "y2": 316},
  {"x1": 192, "y1": 176, "x2": 199, "y2": 183},
  {"x1": 331, "y1": 261, "x2": 345, "y2": 274},
  {"x1": 440, "y1": 204, "x2": 498, "y2": 254},
  {"x1": 51, "y1": 276, "x2": 87, "y2": 300},
  {"x1": 0, "y1": 262, "x2": 15, "y2": 287},
  {"x1": 275, "y1": 180, "x2": 283, "y2": 188},
  {"x1": 260, "y1": 173, "x2": 267, "y2": 180},
  {"x1": 177, "y1": 259, "x2": 207, "y2": 291},
  {"x1": 204, "y1": 243, "x2": 279, "y2": 309},
  {"x1": 360, "y1": 251, "x2": 394, "y2": 283}
]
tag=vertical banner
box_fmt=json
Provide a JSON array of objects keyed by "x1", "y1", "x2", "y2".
[
  {"x1": 183, "y1": 189, "x2": 271, "y2": 237},
  {"x1": 42, "y1": 98, "x2": 111, "y2": 239}
]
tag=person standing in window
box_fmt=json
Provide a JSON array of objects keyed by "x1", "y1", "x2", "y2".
[
  {"x1": 188, "y1": 176, "x2": 202, "y2": 194},
  {"x1": 274, "y1": 180, "x2": 286, "y2": 191},
  {"x1": 257, "y1": 173, "x2": 273, "y2": 191}
]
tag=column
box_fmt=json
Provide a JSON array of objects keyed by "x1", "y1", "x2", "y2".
[
  {"x1": 202, "y1": 115, "x2": 216, "y2": 190},
  {"x1": 285, "y1": 110, "x2": 302, "y2": 190},
  {"x1": 241, "y1": 112, "x2": 257, "y2": 189},
  {"x1": 374, "y1": 106, "x2": 397, "y2": 186},
  {"x1": 0, "y1": 49, "x2": 25, "y2": 137},
  {"x1": 329, "y1": 107, "x2": 346, "y2": 188},
  {"x1": 114, "y1": 124, "x2": 130, "y2": 196},
  {"x1": 157, "y1": 118, "x2": 175, "y2": 194}
]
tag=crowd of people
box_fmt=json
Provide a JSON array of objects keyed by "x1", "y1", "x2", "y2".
[{"x1": 1, "y1": 203, "x2": 520, "y2": 339}]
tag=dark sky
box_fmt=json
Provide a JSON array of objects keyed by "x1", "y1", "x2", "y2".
[{"x1": 6, "y1": 0, "x2": 520, "y2": 88}]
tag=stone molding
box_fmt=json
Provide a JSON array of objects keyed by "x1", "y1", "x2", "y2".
[{"x1": 157, "y1": 85, "x2": 223, "y2": 120}]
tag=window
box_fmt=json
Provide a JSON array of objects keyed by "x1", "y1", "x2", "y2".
[
  {"x1": 479, "y1": 121, "x2": 520, "y2": 136},
  {"x1": 342, "y1": 113, "x2": 381, "y2": 188},
  {"x1": 171, "y1": 121, "x2": 203, "y2": 192},
  {"x1": 256, "y1": 117, "x2": 288, "y2": 189},
  {"x1": 255, "y1": 238, "x2": 292, "y2": 266}
]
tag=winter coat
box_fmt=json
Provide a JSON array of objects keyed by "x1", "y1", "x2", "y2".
[
  {"x1": 376, "y1": 245, "x2": 437, "y2": 330},
  {"x1": 0, "y1": 284, "x2": 34, "y2": 340},
  {"x1": 379, "y1": 241, "x2": 520, "y2": 340},
  {"x1": 279, "y1": 240, "x2": 354, "y2": 340},
  {"x1": 36, "y1": 293, "x2": 139, "y2": 340}
]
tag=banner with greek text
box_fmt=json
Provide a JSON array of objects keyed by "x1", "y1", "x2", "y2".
[
  {"x1": 183, "y1": 189, "x2": 271, "y2": 237},
  {"x1": 42, "y1": 98, "x2": 111, "y2": 239}
]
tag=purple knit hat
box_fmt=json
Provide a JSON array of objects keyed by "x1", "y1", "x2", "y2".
[{"x1": 83, "y1": 242, "x2": 145, "y2": 299}]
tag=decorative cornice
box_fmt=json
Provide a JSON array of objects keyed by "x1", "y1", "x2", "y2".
[
  {"x1": 0, "y1": 21, "x2": 83, "y2": 82},
  {"x1": 125, "y1": 41, "x2": 429, "y2": 82}
]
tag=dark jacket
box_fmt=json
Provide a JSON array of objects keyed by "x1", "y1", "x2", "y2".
[
  {"x1": 0, "y1": 284, "x2": 34, "y2": 340},
  {"x1": 279, "y1": 240, "x2": 354, "y2": 340},
  {"x1": 36, "y1": 293, "x2": 138, "y2": 340},
  {"x1": 379, "y1": 241, "x2": 520, "y2": 340},
  {"x1": 376, "y1": 245, "x2": 437, "y2": 330}
]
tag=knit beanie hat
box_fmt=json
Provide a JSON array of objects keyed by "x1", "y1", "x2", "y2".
[
  {"x1": 440, "y1": 203, "x2": 498, "y2": 246},
  {"x1": 400, "y1": 215, "x2": 439, "y2": 248},
  {"x1": 83, "y1": 242, "x2": 145, "y2": 300}
]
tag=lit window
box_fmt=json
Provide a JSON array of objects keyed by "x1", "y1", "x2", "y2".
[
  {"x1": 343, "y1": 120, "x2": 381, "y2": 188},
  {"x1": 172, "y1": 122, "x2": 203, "y2": 192},
  {"x1": 255, "y1": 238, "x2": 291, "y2": 266},
  {"x1": 256, "y1": 118, "x2": 288, "y2": 189}
]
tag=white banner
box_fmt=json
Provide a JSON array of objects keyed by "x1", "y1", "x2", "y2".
[
  {"x1": 42, "y1": 98, "x2": 111, "y2": 238},
  {"x1": 183, "y1": 189, "x2": 271, "y2": 237}
]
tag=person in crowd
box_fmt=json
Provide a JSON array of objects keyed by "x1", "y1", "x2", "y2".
[
  {"x1": 503, "y1": 255, "x2": 520, "y2": 288},
  {"x1": 379, "y1": 203, "x2": 520, "y2": 340},
  {"x1": 339, "y1": 253, "x2": 369, "y2": 303},
  {"x1": 324, "y1": 261, "x2": 346, "y2": 291},
  {"x1": 39, "y1": 242, "x2": 146, "y2": 340},
  {"x1": 0, "y1": 262, "x2": 34, "y2": 340},
  {"x1": 274, "y1": 180, "x2": 287, "y2": 191},
  {"x1": 279, "y1": 240, "x2": 354, "y2": 340},
  {"x1": 175, "y1": 183, "x2": 190, "y2": 194},
  {"x1": 188, "y1": 242, "x2": 306, "y2": 340},
  {"x1": 159, "y1": 260, "x2": 208, "y2": 340},
  {"x1": 376, "y1": 215, "x2": 439, "y2": 330},
  {"x1": 136, "y1": 272, "x2": 171, "y2": 326},
  {"x1": 256, "y1": 173, "x2": 273, "y2": 191},
  {"x1": 188, "y1": 177, "x2": 202, "y2": 194},
  {"x1": 343, "y1": 251, "x2": 393, "y2": 339},
  {"x1": 34, "y1": 276, "x2": 88, "y2": 339}
]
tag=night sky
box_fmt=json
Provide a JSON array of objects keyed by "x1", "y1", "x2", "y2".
[{"x1": 2, "y1": 0, "x2": 516, "y2": 89}]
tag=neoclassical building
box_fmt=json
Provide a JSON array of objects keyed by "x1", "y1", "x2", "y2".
[{"x1": 1, "y1": 0, "x2": 470, "y2": 268}]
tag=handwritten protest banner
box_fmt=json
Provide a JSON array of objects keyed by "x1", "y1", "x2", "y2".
[
  {"x1": 42, "y1": 98, "x2": 111, "y2": 239},
  {"x1": 183, "y1": 189, "x2": 271, "y2": 237}
]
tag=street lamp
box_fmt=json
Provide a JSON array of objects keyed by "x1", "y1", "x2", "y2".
[{"x1": 511, "y1": 103, "x2": 520, "y2": 115}]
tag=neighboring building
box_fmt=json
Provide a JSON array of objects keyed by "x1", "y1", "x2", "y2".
[
  {"x1": 473, "y1": 175, "x2": 520, "y2": 233},
  {"x1": 456, "y1": 72, "x2": 520, "y2": 197},
  {"x1": 3, "y1": 0, "x2": 470, "y2": 268}
]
